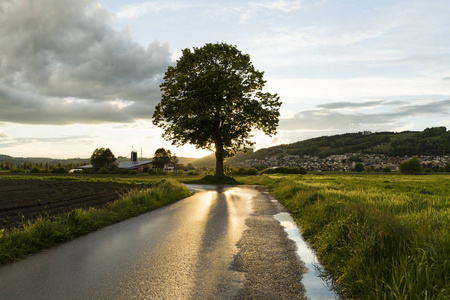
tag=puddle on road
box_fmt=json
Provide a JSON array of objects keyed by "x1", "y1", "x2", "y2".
[{"x1": 274, "y1": 212, "x2": 339, "y2": 300}]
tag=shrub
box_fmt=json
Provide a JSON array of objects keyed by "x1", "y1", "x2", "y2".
[
  {"x1": 382, "y1": 167, "x2": 391, "y2": 173},
  {"x1": 246, "y1": 168, "x2": 258, "y2": 175},
  {"x1": 52, "y1": 167, "x2": 68, "y2": 173},
  {"x1": 446, "y1": 163, "x2": 450, "y2": 172},
  {"x1": 261, "y1": 167, "x2": 306, "y2": 174},
  {"x1": 399, "y1": 157, "x2": 423, "y2": 174},
  {"x1": 98, "y1": 167, "x2": 109, "y2": 174},
  {"x1": 354, "y1": 163, "x2": 364, "y2": 172}
]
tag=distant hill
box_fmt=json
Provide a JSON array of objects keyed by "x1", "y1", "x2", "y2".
[
  {"x1": 225, "y1": 127, "x2": 450, "y2": 166},
  {"x1": 0, "y1": 155, "x2": 90, "y2": 166}
]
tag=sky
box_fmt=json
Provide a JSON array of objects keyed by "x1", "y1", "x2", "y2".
[{"x1": 1, "y1": 0, "x2": 450, "y2": 159}]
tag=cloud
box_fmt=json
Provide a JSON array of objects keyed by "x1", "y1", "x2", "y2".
[
  {"x1": 0, "y1": 0, "x2": 171, "y2": 125},
  {"x1": 265, "y1": 77, "x2": 450, "y2": 103},
  {"x1": 280, "y1": 99, "x2": 450, "y2": 131},
  {"x1": 0, "y1": 134, "x2": 94, "y2": 148},
  {"x1": 260, "y1": 0, "x2": 302, "y2": 12},
  {"x1": 116, "y1": 1, "x2": 186, "y2": 19},
  {"x1": 280, "y1": 109, "x2": 394, "y2": 131},
  {"x1": 317, "y1": 100, "x2": 385, "y2": 109},
  {"x1": 316, "y1": 100, "x2": 407, "y2": 110}
]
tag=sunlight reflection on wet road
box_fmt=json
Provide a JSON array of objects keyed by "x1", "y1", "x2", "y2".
[{"x1": 0, "y1": 185, "x2": 256, "y2": 299}]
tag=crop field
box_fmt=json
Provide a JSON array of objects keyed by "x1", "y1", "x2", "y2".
[
  {"x1": 0, "y1": 179, "x2": 143, "y2": 231},
  {"x1": 245, "y1": 173, "x2": 450, "y2": 299},
  {"x1": 0, "y1": 178, "x2": 191, "y2": 264}
]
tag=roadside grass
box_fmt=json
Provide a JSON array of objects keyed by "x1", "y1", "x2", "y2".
[
  {"x1": 0, "y1": 179, "x2": 192, "y2": 264},
  {"x1": 242, "y1": 174, "x2": 450, "y2": 300}
]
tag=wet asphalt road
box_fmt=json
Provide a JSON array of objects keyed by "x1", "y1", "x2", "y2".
[{"x1": 0, "y1": 185, "x2": 306, "y2": 299}]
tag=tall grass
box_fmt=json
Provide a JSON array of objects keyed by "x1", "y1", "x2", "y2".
[
  {"x1": 0, "y1": 179, "x2": 192, "y2": 264},
  {"x1": 244, "y1": 174, "x2": 450, "y2": 299}
]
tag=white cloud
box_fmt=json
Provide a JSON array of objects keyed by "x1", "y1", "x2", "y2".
[
  {"x1": 266, "y1": 76, "x2": 450, "y2": 104},
  {"x1": 116, "y1": 1, "x2": 185, "y2": 19},
  {"x1": 279, "y1": 99, "x2": 450, "y2": 132},
  {"x1": 253, "y1": 26, "x2": 384, "y2": 51},
  {"x1": 260, "y1": 0, "x2": 302, "y2": 12}
]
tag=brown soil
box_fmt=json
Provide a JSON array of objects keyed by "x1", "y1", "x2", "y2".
[{"x1": 0, "y1": 179, "x2": 141, "y2": 231}]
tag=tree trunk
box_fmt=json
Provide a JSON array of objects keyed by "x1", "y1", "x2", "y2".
[{"x1": 214, "y1": 140, "x2": 225, "y2": 178}]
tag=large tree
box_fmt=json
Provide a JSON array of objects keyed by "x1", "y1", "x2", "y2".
[
  {"x1": 90, "y1": 148, "x2": 116, "y2": 170},
  {"x1": 153, "y1": 43, "x2": 281, "y2": 177},
  {"x1": 152, "y1": 148, "x2": 178, "y2": 170},
  {"x1": 399, "y1": 157, "x2": 423, "y2": 174}
]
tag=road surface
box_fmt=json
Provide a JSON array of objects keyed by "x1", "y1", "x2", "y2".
[{"x1": 0, "y1": 185, "x2": 307, "y2": 299}]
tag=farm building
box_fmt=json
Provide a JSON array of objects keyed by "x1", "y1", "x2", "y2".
[{"x1": 80, "y1": 151, "x2": 152, "y2": 173}]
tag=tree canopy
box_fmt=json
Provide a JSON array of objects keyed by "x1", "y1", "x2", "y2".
[
  {"x1": 152, "y1": 43, "x2": 281, "y2": 177},
  {"x1": 90, "y1": 148, "x2": 116, "y2": 170},
  {"x1": 152, "y1": 148, "x2": 178, "y2": 170},
  {"x1": 353, "y1": 162, "x2": 364, "y2": 172},
  {"x1": 399, "y1": 157, "x2": 423, "y2": 174}
]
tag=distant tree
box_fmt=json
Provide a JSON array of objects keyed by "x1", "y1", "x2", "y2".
[
  {"x1": 354, "y1": 162, "x2": 364, "y2": 172},
  {"x1": 446, "y1": 163, "x2": 450, "y2": 172},
  {"x1": 153, "y1": 43, "x2": 281, "y2": 178},
  {"x1": 365, "y1": 166, "x2": 373, "y2": 172},
  {"x1": 152, "y1": 148, "x2": 176, "y2": 170},
  {"x1": 90, "y1": 148, "x2": 116, "y2": 170},
  {"x1": 382, "y1": 167, "x2": 391, "y2": 173},
  {"x1": 399, "y1": 157, "x2": 423, "y2": 174}
]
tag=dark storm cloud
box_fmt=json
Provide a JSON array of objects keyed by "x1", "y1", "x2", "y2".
[
  {"x1": 0, "y1": 0, "x2": 171, "y2": 125},
  {"x1": 281, "y1": 99, "x2": 450, "y2": 131}
]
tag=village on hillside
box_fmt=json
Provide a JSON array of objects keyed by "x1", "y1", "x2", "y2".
[{"x1": 231, "y1": 153, "x2": 450, "y2": 172}]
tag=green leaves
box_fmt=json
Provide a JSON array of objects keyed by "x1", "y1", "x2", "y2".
[
  {"x1": 90, "y1": 148, "x2": 116, "y2": 170},
  {"x1": 153, "y1": 43, "x2": 281, "y2": 176}
]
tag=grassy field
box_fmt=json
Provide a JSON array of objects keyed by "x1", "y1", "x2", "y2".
[
  {"x1": 243, "y1": 173, "x2": 449, "y2": 299},
  {"x1": 2, "y1": 172, "x2": 448, "y2": 299}
]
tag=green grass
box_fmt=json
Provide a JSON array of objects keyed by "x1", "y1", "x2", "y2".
[
  {"x1": 243, "y1": 174, "x2": 450, "y2": 300},
  {"x1": 0, "y1": 179, "x2": 192, "y2": 264}
]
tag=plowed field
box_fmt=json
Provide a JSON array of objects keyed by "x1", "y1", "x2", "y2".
[{"x1": 0, "y1": 179, "x2": 139, "y2": 230}]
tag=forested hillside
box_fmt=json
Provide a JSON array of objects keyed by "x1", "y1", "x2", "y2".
[{"x1": 227, "y1": 127, "x2": 450, "y2": 164}]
